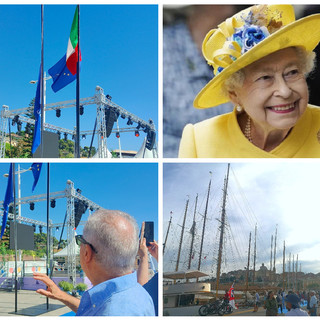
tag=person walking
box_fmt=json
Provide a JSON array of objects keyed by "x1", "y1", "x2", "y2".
[
  {"x1": 265, "y1": 291, "x2": 278, "y2": 316},
  {"x1": 309, "y1": 291, "x2": 318, "y2": 316},
  {"x1": 277, "y1": 290, "x2": 283, "y2": 314},
  {"x1": 253, "y1": 291, "x2": 260, "y2": 312}
]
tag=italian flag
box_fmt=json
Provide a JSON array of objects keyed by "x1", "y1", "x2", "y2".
[
  {"x1": 66, "y1": 6, "x2": 81, "y2": 75},
  {"x1": 48, "y1": 6, "x2": 82, "y2": 92}
]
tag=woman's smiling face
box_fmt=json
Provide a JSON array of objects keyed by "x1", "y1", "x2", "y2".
[{"x1": 230, "y1": 47, "x2": 309, "y2": 132}]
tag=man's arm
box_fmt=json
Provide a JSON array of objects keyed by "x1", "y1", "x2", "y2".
[
  {"x1": 33, "y1": 273, "x2": 80, "y2": 313},
  {"x1": 137, "y1": 238, "x2": 149, "y2": 286}
]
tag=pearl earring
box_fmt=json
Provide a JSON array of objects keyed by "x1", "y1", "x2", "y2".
[{"x1": 236, "y1": 105, "x2": 243, "y2": 112}]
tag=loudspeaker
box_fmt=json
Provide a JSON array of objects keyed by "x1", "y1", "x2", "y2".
[
  {"x1": 9, "y1": 222, "x2": 34, "y2": 250},
  {"x1": 105, "y1": 108, "x2": 117, "y2": 138},
  {"x1": 33, "y1": 131, "x2": 59, "y2": 158},
  {"x1": 74, "y1": 199, "x2": 88, "y2": 229},
  {"x1": 146, "y1": 130, "x2": 156, "y2": 150}
]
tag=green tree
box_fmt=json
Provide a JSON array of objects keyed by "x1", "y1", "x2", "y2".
[
  {"x1": 5, "y1": 99, "x2": 34, "y2": 158},
  {"x1": 59, "y1": 139, "x2": 75, "y2": 158},
  {"x1": 4, "y1": 97, "x2": 98, "y2": 158},
  {"x1": 81, "y1": 146, "x2": 96, "y2": 158}
]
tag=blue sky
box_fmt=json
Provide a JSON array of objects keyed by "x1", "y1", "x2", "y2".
[
  {"x1": 0, "y1": 4, "x2": 158, "y2": 153},
  {"x1": 164, "y1": 162, "x2": 320, "y2": 274},
  {"x1": 0, "y1": 162, "x2": 158, "y2": 241}
]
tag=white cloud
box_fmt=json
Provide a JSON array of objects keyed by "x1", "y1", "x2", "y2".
[{"x1": 163, "y1": 162, "x2": 320, "y2": 274}]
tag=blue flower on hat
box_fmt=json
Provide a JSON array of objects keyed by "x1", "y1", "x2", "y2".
[{"x1": 233, "y1": 25, "x2": 270, "y2": 54}]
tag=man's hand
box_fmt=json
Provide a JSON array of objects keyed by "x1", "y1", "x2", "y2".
[
  {"x1": 33, "y1": 273, "x2": 81, "y2": 313},
  {"x1": 33, "y1": 272, "x2": 65, "y2": 300},
  {"x1": 148, "y1": 241, "x2": 158, "y2": 262}
]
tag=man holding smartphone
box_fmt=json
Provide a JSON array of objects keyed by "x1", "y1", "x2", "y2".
[{"x1": 34, "y1": 210, "x2": 155, "y2": 316}]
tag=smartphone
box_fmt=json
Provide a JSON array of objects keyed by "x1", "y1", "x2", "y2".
[{"x1": 143, "y1": 221, "x2": 154, "y2": 247}]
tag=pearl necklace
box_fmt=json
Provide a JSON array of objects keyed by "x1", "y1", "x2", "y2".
[{"x1": 244, "y1": 115, "x2": 253, "y2": 143}]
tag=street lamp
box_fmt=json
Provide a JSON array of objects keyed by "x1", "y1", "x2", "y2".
[
  {"x1": 30, "y1": 72, "x2": 52, "y2": 122},
  {"x1": 4, "y1": 165, "x2": 32, "y2": 218},
  {"x1": 3, "y1": 165, "x2": 32, "y2": 261}
]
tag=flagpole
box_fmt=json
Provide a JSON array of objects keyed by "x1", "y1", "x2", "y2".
[
  {"x1": 40, "y1": 4, "x2": 44, "y2": 158},
  {"x1": 75, "y1": 4, "x2": 80, "y2": 158},
  {"x1": 46, "y1": 163, "x2": 50, "y2": 309},
  {"x1": 13, "y1": 163, "x2": 18, "y2": 313},
  {"x1": 8, "y1": 120, "x2": 12, "y2": 158}
]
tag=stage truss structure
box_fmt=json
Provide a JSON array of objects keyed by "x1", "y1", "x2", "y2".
[
  {"x1": 0, "y1": 86, "x2": 157, "y2": 158},
  {"x1": 0, "y1": 180, "x2": 101, "y2": 287}
]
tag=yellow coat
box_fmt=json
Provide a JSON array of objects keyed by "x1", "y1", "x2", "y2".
[{"x1": 179, "y1": 105, "x2": 320, "y2": 158}]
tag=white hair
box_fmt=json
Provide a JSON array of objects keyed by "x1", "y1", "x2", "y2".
[
  {"x1": 222, "y1": 46, "x2": 316, "y2": 97},
  {"x1": 83, "y1": 209, "x2": 139, "y2": 275}
]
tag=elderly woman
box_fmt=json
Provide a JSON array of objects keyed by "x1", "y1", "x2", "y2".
[{"x1": 178, "y1": 5, "x2": 320, "y2": 157}]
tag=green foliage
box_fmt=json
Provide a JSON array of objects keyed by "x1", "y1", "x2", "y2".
[
  {"x1": 59, "y1": 139, "x2": 75, "y2": 158},
  {"x1": 0, "y1": 243, "x2": 7, "y2": 262},
  {"x1": 58, "y1": 281, "x2": 74, "y2": 292},
  {"x1": 59, "y1": 139, "x2": 97, "y2": 158},
  {"x1": 81, "y1": 146, "x2": 96, "y2": 158},
  {"x1": 111, "y1": 150, "x2": 118, "y2": 158},
  {"x1": 0, "y1": 221, "x2": 10, "y2": 247},
  {"x1": 4, "y1": 98, "x2": 97, "y2": 158},
  {"x1": 0, "y1": 229, "x2": 66, "y2": 259},
  {"x1": 5, "y1": 99, "x2": 34, "y2": 158},
  {"x1": 75, "y1": 283, "x2": 87, "y2": 291}
]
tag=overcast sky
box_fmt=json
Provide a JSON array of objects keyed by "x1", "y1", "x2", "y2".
[{"x1": 163, "y1": 162, "x2": 320, "y2": 275}]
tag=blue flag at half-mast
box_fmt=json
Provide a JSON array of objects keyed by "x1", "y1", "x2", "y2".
[
  {"x1": 31, "y1": 163, "x2": 42, "y2": 192},
  {"x1": 1, "y1": 163, "x2": 14, "y2": 239},
  {"x1": 31, "y1": 67, "x2": 41, "y2": 154}
]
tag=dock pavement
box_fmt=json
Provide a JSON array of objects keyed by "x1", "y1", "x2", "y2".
[{"x1": 0, "y1": 290, "x2": 71, "y2": 316}]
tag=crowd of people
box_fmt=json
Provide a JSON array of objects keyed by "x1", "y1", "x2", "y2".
[{"x1": 253, "y1": 289, "x2": 319, "y2": 316}]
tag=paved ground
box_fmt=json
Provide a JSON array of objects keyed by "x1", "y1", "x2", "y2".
[
  {"x1": 164, "y1": 305, "x2": 310, "y2": 317},
  {"x1": 0, "y1": 290, "x2": 72, "y2": 316}
]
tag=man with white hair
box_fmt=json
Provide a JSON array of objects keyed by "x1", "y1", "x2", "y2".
[{"x1": 34, "y1": 209, "x2": 155, "y2": 316}]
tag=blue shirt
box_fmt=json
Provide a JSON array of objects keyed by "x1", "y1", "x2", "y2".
[
  {"x1": 143, "y1": 273, "x2": 158, "y2": 316},
  {"x1": 76, "y1": 272, "x2": 155, "y2": 316}
]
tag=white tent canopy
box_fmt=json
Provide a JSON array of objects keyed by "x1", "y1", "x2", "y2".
[
  {"x1": 135, "y1": 137, "x2": 157, "y2": 158},
  {"x1": 53, "y1": 242, "x2": 80, "y2": 257}
]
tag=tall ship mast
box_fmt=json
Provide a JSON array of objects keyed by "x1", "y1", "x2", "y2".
[
  {"x1": 215, "y1": 164, "x2": 230, "y2": 297},
  {"x1": 253, "y1": 224, "x2": 257, "y2": 284},
  {"x1": 245, "y1": 232, "x2": 252, "y2": 300},
  {"x1": 163, "y1": 211, "x2": 173, "y2": 254},
  {"x1": 175, "y1": 199, "x2": 189, "y2": 272},
  {"x1": 198, "y1": 176, "x2": 211, "y2": 272},
  {"x1": 282, "y1": 241, "x2": 286, "y2": 290},
  {"x1": 188, "y1": 194, "x2": 198, "y2": 270}
]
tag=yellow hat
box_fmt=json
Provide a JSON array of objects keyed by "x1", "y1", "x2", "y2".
[{"x1": 194, "y1": 5, "x2": 320, "y2": 109}]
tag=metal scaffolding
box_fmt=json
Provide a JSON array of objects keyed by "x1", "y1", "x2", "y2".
[
  {"x1": 0, "y1": 86, "x2": 157, "y2": 158},
  {"x1": 66, "y1": 180, "x2": 76, "y2": 287},
  {"x1": 0, "y1": 179, "x2": 102, "y2": 285}
]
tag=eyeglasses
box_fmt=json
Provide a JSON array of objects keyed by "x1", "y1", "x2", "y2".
[{"x1": 75, "y1": 235, "x2": 98, "y2": 254}]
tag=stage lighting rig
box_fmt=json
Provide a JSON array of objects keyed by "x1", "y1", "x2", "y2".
[
  {"x1": 50, "y1": 199, "x2": 56, "y2": 208},
  {"x1": 30, "y1": 202, "x2": 35, "y2": 211}
]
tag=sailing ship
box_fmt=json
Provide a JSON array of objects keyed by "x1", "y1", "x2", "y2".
[
  {"x1": 163, "y1": 164, "x2": 302, "y2": 316},
  {"x1": 163, "y1": 165, "x2": 233, "y2": 316}
]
